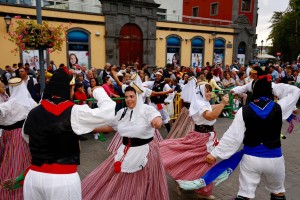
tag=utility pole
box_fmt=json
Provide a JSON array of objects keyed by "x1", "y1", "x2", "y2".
[{"x1": 36, "y1": 0, "x2": 45, "y2": 93}]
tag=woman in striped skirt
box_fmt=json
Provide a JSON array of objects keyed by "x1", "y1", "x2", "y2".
[
  {"x1": 82, "y1": 86, "x2": 169, "y2": 200},
  {"x1": 0, "y1": 78, "x2": 37, "y2": 199},
  {"x1": 165, "y1": 76, "x2": 197, "y2": 139},
  {"x1": 106, "y1": 68, "x2": 170, "y2": 153},
  {"x1": 160, "y1": 83, "x2": 229, "y2": 200}
]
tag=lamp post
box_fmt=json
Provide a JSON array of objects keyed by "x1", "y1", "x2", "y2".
[
  {"x1": 4, "y1": 15, "x2": 12, "y2": 33},
  {"x1": 36, "y1": 1, "x2": 45, "y2": 93},
  {"x1": 261, "y1": 40, "x2": 264, "y2": 54}
]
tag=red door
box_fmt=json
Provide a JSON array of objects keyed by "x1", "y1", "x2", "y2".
[{"x1": 119, "y1": 23, "x2": 143, "y2": 66}]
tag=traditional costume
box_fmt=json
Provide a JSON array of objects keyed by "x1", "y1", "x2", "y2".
[
  {"x1": 143, "y1": 72, "x2": 175, "y2": 132},
  {"x1": 22, "y1": 68, "x2": 116, "y2": 200},
  {"x1": 107, "y1": 73, "x2": 163, "y2": 153},
  {"x1": 0, "y1": 78, "x2": 37, "y2": 200},
  {"x1": 165, "y1": 77, "x2": 196, "y2": 139},
  {"x1": 177, "y1": 76, "x2": 300, "y2": 200},
  {"x1": 160, "y1": 84, "x2": 219, "y2": 199},
  {"x1": 82, "y1": 86, "x2": 169, "y2": 200}
]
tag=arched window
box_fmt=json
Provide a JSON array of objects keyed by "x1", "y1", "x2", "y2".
[
  {"x1": 213, "y1": 39, "x2": 225, "y2": 64},
  {"x1": 191, "y1": 37, "x2": 204, "y2": 68},
  {"x1": 67, "y1": 29, "x2": 90, "y2": 69},
  {"x1": 237, "y1": 42, "x2": 246, "y2": 64},
  {"x1": 166, "y1": 36, "x2": 181, "y2": 67}
]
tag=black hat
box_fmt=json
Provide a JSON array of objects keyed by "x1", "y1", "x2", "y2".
[
  {"x1": 251, "y1": 65, "x2": 265, "y2": 76},
  {"x1": 44, "y1": 67, "x2": 72, "y2": 100}
]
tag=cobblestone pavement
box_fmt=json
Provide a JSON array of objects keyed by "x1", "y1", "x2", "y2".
[{"x1": 78, "y1": 116, "x2": 300, "y2": 200}]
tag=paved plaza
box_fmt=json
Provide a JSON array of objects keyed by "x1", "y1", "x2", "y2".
[{"x1": 78, "y1": 115, "x2": 300, "y2": 200}]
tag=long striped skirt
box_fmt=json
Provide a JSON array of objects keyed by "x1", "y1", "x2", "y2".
[
  {"x1": 0, "y1": 128, "x2": 31, "y2": 200},
  {"x1": 82, "y1": 141, "x2": 169, "y2": 200},
  {"x1": 165, "y1": 107, "x2": 195, "y2": 139},
  {"x1": 107, "y1": 129, "x2": 164, "y2": 153},
  {"x1": 160, "y1": 131, "x2": 215, "y2": 196}
]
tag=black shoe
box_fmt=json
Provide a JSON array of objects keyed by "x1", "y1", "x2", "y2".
[{"x1": 79, "y1": 135, "x2": 88, "y2": 141}]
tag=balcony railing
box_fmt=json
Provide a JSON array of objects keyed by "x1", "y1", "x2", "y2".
[{"x1": 158, "y1": 12, "x2": 234, "y2": 27}]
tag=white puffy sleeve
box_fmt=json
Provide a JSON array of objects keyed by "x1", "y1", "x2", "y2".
[
  {"x1": 144, "y1": 105, "x2": 161, "y2": 124},
  {"x1": 71, "y1": 87, "x2": 116, "y2": 134},
  {"x1": 231, "y1": 81, "x2": 252, "y2": 94},
  {"x1": 273, "y1": 83, "x2": 300, "y2": 120},
  {"x1": 163, "y1": 84, "x2": 175, "y2": 103},
  {"x1": 211, "y1": 108, "x2": 245, "y2": 159}
]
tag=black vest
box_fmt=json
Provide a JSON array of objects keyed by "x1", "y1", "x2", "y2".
[
  {"x1": 150, "y1": 81, "x2": 167, "y2": 104},
  {"x1": 27, "y1": 77, "x2": 35, "y2": 96},
  {"x1": 24, "y1": 104, "x2": 80, "y2": 166},
  {"x1": 242, "y1": 102, "x2": 282, "y2": 149}
]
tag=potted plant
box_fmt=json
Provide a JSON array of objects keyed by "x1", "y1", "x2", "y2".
[{"x1": 7, "y1": 15, "x2": 70, "y2": 54}]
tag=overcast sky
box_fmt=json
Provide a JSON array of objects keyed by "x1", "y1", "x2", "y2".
[{"x1": 256, "y1": 0, "x2": 289, "y2": 46}]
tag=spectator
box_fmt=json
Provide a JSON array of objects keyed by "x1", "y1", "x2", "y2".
[
  {"x1": 74, "y1": 82, "x2": 87, "y2": 105},
  {"x1": 222, "y1": 72, "x2": 235, "y2": 89},
  {"x1": 269, "y1": 65, "x2": 279, "y2": 83},
  {"x1": 19, "y1": 67, "x2": 39, "y2": 102},
  {"x1": 24, "y1": 63, "x2": 36, "y2": 78},
  {"x1": 141, "y1": 63, "x2": 151, "y2": 77},
  {"x1": 281, "y1": 67, "x2": 294, "y2": 84},
  {"x1": 99, "y1": 63, "x2": 111, "y2": 84},
  {"x1": 102, "y1": 77, "x2": 120, "y2": 99}
]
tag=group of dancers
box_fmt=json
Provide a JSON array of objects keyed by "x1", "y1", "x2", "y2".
[{"x1": 0, "y1": 65, "x2": 299, "y2": 200}]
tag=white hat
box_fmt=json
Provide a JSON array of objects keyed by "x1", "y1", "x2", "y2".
[
  {"x1": 232, "y1": 68, "x2": 239, "y2": 72},
  {"x1": 155, "y1": 71, "x2": 163, "y2": 76},
  {"x1": 116, "y1": 71, "x2": 124, "y2": 77}
]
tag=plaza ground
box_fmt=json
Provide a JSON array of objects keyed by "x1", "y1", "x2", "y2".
[{"x1": 78, "y1": 116, "x2": 300, "y2": 200}]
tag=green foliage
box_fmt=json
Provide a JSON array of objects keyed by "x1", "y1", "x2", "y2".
[
  {"x1": 268, "y1": 0, "x2": 300, "y2": 61},
  {"x1": 7, "y1": 15, "x2": 70, "y2": 54}
]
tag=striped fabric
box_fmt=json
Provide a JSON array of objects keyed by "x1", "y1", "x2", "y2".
[
  {"x1": 0, "y1": 128, "x2": 31, "y2": 200},
  {"x1": 160, "y1": 131, "x2": 215, "y2": 196},
  {"x1": 82, "y1": 141, "x2": 169, "y2": 200},
  {"x1": 165, "y1": 107, "x2": 195, "y2": 139},
  {"x1": 107, "y1": 129, "x2": 164, "y2": 153}
]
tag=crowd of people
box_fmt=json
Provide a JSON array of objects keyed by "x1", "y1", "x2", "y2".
[{"x1": 0, "y1": 59, "x2": 299, "y2": 200}]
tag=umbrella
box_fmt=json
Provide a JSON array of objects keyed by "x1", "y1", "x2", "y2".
[{"x1": 256, "y1": 54, "x2": 276, "y2": 59}]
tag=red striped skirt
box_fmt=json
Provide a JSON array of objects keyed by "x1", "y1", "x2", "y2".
[
  {"x1": 0, "y1": 128, "x2": 31, "y2": 200},
  {"x1": 82, "y1": 141, "x2": 169, "y2": 200},
  {"x1": 160, "y1": 131, "x2": 215, "y2": 196},
  {"x1": 166, "y1": 107, "x2": 195, "y2": 139},
  {"x1": 107, "y1": 129, "x2": 164, "y2": 153}
]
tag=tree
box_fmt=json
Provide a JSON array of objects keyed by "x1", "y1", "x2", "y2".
[{"x1": 268, "y1": 0, "x2": 300, "y2": 61}]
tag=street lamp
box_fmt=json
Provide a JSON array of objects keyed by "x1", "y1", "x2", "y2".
[
  {"x1": 261, "y1": 40, "x2": 264, "y2": 54},
  {"x1": 4, "y1": 15, "x2": 12, "y2": 33},
  {"x1": 209, "y1": 32, "x2": 216, "y2": 43}
]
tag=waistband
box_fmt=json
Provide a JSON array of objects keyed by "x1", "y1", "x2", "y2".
[
  {"x1": 183, "y1": 102, "x2": 191, "y2": 108},
  {"x1": 194, "y1": 124, "x2": 214, "y2": 133},
  {"x1": 122, "y1": 137, "x2": 153, "y2": 147},
  {"x1": 244, "y1": 144, "x2": 282, "y2": 158},
  {"x1": 0, "y1": 120, "x2": 25, "y2": 130},
  {"x1": 30, "y1": 163, "x2": 77, "y2": 174}
]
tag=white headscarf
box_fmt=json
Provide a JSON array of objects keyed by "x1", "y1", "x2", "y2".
[
  {"x1": 181, "y1": 77, "x2": 197, "y2": 103},
  {"x1": 120, "y1": 74, "x2": 145, "y2": 122},
  {"x1": 0, "y1": 81, "x2": 37, "y2": 125},
  {"x1": 8, "y1": 81, "x2": 37, "y2": 109},
  {"x1": 189, "y1": 83, "x2": 210, "y2": 116}
]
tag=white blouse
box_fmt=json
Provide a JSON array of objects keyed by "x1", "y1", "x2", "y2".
[
  {"x1": 112, "y1": 104, "x2": 161, "y2": 173},
  {"x1": 192, "y1": 104, "x2": 216, "y2": 126}
]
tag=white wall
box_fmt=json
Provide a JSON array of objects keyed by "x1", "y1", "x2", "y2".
[{"x1": 155, "y1": 0, "x2": 183, "y2": 22}]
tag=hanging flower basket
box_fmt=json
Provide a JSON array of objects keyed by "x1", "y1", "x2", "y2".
[{"x1": 7, "y1": 16, "x2": 70, "y2": 53}]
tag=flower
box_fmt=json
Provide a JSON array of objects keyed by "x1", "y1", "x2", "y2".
[{"x1": 7, "y1": 18, "x2": 70, "y2": 54}]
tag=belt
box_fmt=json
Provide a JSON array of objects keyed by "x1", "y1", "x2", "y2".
[
  {"x1": 122, "y1": 137, "x2": 153, "y2": 147},
  {"x1": 194, "y1": 124, "x2": 214, "y2": 133},
  {"x1": 30, "y1": 163, "x2": 77, "y2": 174},
  {"x1": 183, "y1": 102, "x2": 191, "y2": 108}
]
